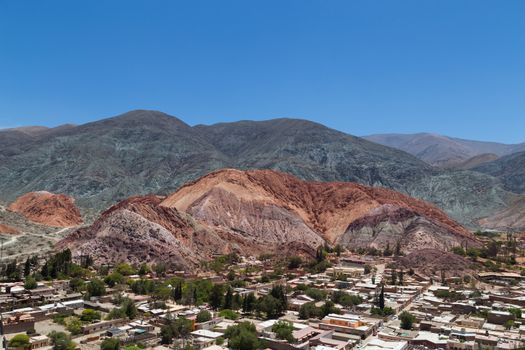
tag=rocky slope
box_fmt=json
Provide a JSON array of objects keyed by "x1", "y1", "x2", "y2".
[
  {"x1": 452, "y1": 153, "x2": 499, "y2": 170},
  {"x1": 59, "y1": 169, "x2": 479, "y2": 269},
  {"x1": 58, "y1": 193, "x2": 323, "y2": 270},
  {"x1": 474, "y1": 151, "x2": 525, "y2": 195},
  {"x1": 162, "y1": 169, "x2": 477, "y2": 252},
  {"x1": 0, "y1": 224, "x2": 19, "y2": 234},
  {"x1": 0, "y1": 110, "x2": 515, "y2": 226},
  {"x1": 394, "y1": 248, "x2": 479, "y2": 278},
  {"x1": 8, "y1": 191, "x2": 83, "y2": 227},
  {"x1": 478, "y1": 196, "x2": 525, "y2": 231},
  {"x1": 365, "y1": 133, "x2": 525, "y2": 167}
]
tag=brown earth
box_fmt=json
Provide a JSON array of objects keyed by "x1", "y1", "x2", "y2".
[
  {"x1": 0, "y1": 224, "x2": 19, "y2": 234},
  {"x1": 8, "y1": 191, "x2": 83, "y2": 227}
]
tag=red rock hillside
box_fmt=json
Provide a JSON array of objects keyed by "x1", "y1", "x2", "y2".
[
  {"x1": 8, "y1": 191, "x2": 83, "y2": 227},
  {"x1": 0, "y1": 224, "x2": 19, "y2": 234},
  {"x1": 162, "y1": 169, "x2": 478, "y2": 253},
  {"x1": 60, "y1": 169, "x2": 479, "y2": 270}
]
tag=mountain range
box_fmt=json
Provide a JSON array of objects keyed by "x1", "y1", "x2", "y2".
[
  {"x1": 0, "y1": 110, "x2": 523, "y2": 230},
  {"x1": 365, "y1": 133, "x2": 525, "y2": 168}
]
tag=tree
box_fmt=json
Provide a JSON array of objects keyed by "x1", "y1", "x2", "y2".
[
  {"x1": 66, "y1": 317, "x2": 82, "y2": 335},
  {"x1": 104, "y1": 272, "x2": 124, "y2": 287},
  {"x1": 224, "y1": 287, "x2": 234, "y2": 309},
  {"x1": 242, "y1": 293, "x2": 257, "y2": 313},
  {"x1": 371, "y1": 306, "x2": 395, "y2": 317},
  {"x1": 331, "y1": 291, "x2": 362, "y2": 307},
  {"x1": 383, "y1": 243, "x2": 392, "y2": 257},
  {"x1": 160, "y1": 325, "x2": 174, "y2": 344},
  {"x1": 86, "y1": 278, "x2": 106, "y2": 297},
  {"x1": 390, "y1": 270, "x2": 397, "y2": 285},
  {"x1": 209, "y1": 284, "x2": 224, "y2": 310},
  {"x1": 24, "y1": 276, "x2": 38, "y2": 289},
  {"x1": 508, "y1": 308, "x2": 522, "y2": 319},
  {"x1": 504, "y1": 320, "x2": 515, "y2": 330},
  {"x1": 399, "y1": 311, "x2": 415, "y2": 330},
  {"x1": 24, "y1": 258, "x2": 31, "y2": 277},
  {"x1": 9, "y1": 334, "x2": 30, "y2": 349},
  {"x1": 335, "y1": 244, "x2": 343, "y2": 257},
  {"x1": 394, "y1": 241, "x2": 401, "y2": 256},
  {"x1": 80, "y1": 309, "x2": 101, "y2": 323},
  {"x1": 398, "y1": 270, "x2": 404, "y2": 286},
  {"x1": 305, "y1": 288, "x2": 327, "y2": 301},
  {"x1": 320, "y1": 301, "x2": 340, "y2": 317},
  {"x1": 196, "y1": 310, "x2": 212, "y2": 323},
  {"x1": 299, "y1": 302, "x2": 320, "y2": 319},
  {"x1": 101, "y1": 338, "x2": 121, "y2": 350},
  {"x1": 121, "y1": 298, "x2": 138, "y2": 319},
  {"x1": 256, "y1": 295, "x2": 281, "y2": 319},
  {"x1": 154, "y1": 262, "x2": 167, "y2": 276},
  {"x1": 219, "y1": 309, "x2": 239, "y2": 320},
  {"x1": 225, "y1": 322, "x2": 260, "y2": 350},
  {"x1": 115, "y1": 263, "x2": 136, "y2": 276},
  {"x1": 48, "y1": 331, "x2": 75, "y2": 350},
  {"x1": 172, "y1": 317, "x2": 193, "y2": 340},
  {"x1": 272, "y1": 321, "x2": 295, "y2": 343},
  {"x1": 288, "y1": 256, "x2": 302, "y2": 269},
  {"x1": 138, "y1": 263, "x2": 150, "y2": 276},
  {"x1": 378, "y1": 284, "x2": 385, "y2": 310},
  {"x1": 227, "y1": 270, "x2": 236, "y2": 281}
]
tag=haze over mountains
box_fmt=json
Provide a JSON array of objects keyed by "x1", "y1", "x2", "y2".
[
  {"x1": 0, "y1": 110, "x2": 523, "y2": 232},
  {"x1": 365, "y1": 133, "x2": 525, "y2": 168}
]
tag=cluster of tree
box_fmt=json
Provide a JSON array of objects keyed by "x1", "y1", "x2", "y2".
[
  {"x1": 207, "y1": 283, "x2": 286, "y2": 320},
  {"x1": 160, "y1": 317, "x2": 193, "y2": 345},
  {"x1": 225, "y1": 322, "x2": 260, "y2": 350},
  {"x1": 331, "y1": 291, "x2": 362, "y2": 307},
  {"x1": 452, "y1": 239, "x2": 517, "y2": 265},
  {"x1": 382, "y1": 242, "x2": 402, "y2": 257},
  {"x1": 372, "y1": 284, "x2": 403, "y2": 318},
  {"x1": 389, "y1": 269, "x2": 404, "y2": 286},
  {"x1": 49, "y1": 331, "x2": 76, "y2": 350},
  {"x1": 206, "y1": 253, "x2": 241, "y2": 273},
  {"x1": 370, "y1": 306, "x2": 395, "y2": 316},
  {"x1": 434, "y1": 290, "x2": 463, "y2": 301},
  {"x1": 106, "y1": 297, "x2": 138, "y2": 320},
  {"x1": 256, "y1": 285, "x2": 287, "y2": 319},
  {"x1": 272, "y1": 320, "x2": 295, "y2": 343},
  {"x1": 41, "y1": 249, "x2": 74, "y2": 279},
  {"x1": 101, "y1": 338, "x2": 121, "y2": 350},
  {"x1": 299, "y1": 300, "x2": 340, "y2": 319}
]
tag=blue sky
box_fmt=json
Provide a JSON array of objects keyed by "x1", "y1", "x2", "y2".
[{"x1": 1, "y1": 1, "x2": 524, "y2": 143}]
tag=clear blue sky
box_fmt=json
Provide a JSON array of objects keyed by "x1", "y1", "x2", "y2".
[{"x1": 1, "y1": 1, "x2": 524, "y2": 143}]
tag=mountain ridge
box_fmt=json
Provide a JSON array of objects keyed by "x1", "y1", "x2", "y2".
[{"x1": 0, "y1": 110, "x2": 518, "y2": 228}]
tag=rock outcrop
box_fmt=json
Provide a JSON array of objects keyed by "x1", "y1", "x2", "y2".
[
  {"x1": 60, "y1": 169, "x2": 479, "y2": 269},
  {"x1": 8, "y1": 191, "x2": 83, "y2": 227},
  {"x1": 0, "y1": 224, "x2": 19, "y2": 234}
]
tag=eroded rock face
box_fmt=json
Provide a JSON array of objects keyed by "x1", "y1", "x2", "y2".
[
  {"x1": 8, "y1": 191, "x2": 82, "y2": 227},
  {"x1": 60, "y1": 169, "x2": 479, "y2": 270},
  {"x1": 0, "y1": 224, "x2": 19, "y2": 234},
  {"x1": 394, "y1": 248, "x2": 479, "y2": 278},
  {"x1": 162, "y1": 169, "x2": 477, "y2": 252}
]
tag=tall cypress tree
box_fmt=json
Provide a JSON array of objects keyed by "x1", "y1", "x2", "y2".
[{"x1": 378, "y1": 284, "x2": 385, "y2": 310}]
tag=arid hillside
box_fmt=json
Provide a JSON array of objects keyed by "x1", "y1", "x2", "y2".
[
  {"x1": 60, "y1": 169, "x2": 479, "y2": 270},
  {"x1": 8, "y1": 191, "x2": 83, "y2": 227}
]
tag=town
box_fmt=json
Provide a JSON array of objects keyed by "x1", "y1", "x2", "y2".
[{"x1": 1, "y1": 234, "x2": 525, "y2": 350}]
